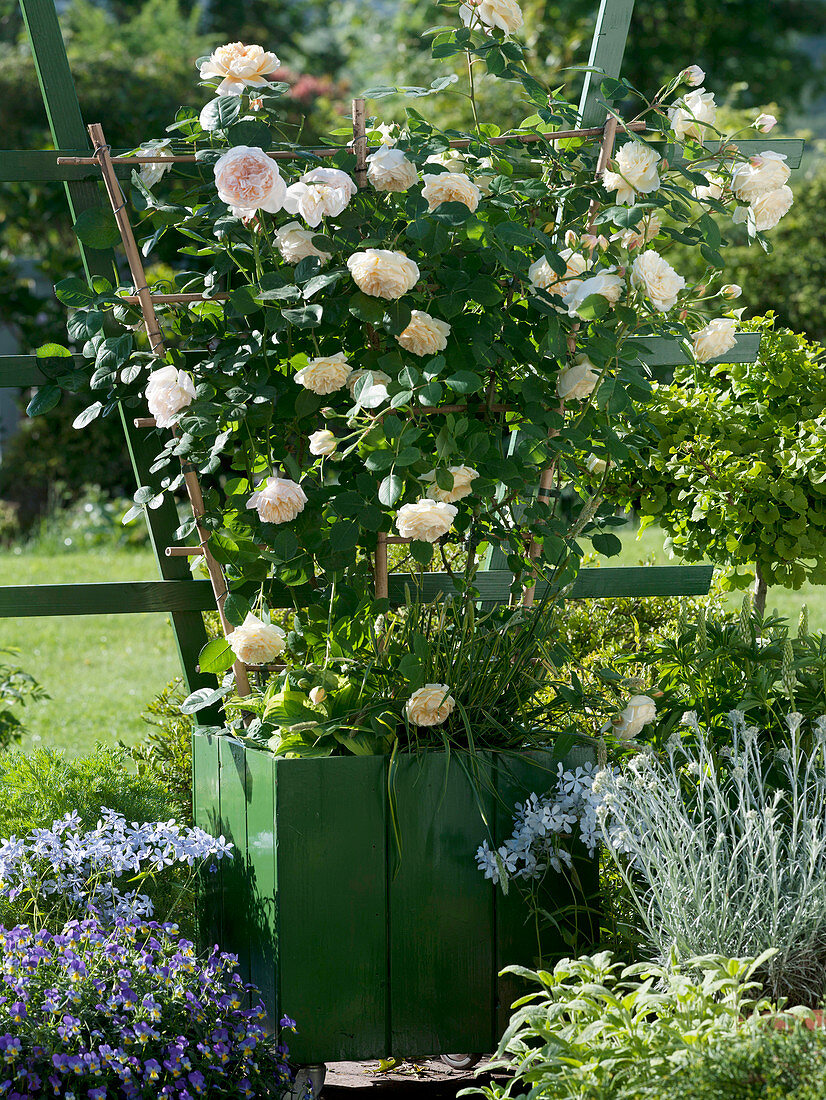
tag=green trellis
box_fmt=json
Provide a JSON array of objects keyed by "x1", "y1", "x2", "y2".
[{"x1": 0, "y1": 0, "x2": 804, "y2": 720}]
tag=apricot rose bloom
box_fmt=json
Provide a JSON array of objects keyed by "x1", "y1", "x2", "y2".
[
  {"x1": 395, "y1": 499, "x2": 458, "y2": 542},
  {"x1": 275, "y1": 221, "x2": 331, "y2": 265},
  {"x1": 284, "y1": 167, "x2": 357, "y2": 228},
  {"x1": 347, "y1": 249, "x2": 419, "y2": 299},
  {"x1": 199, "y1": 42, "x2": 279, "y2": 96},
  {"x1": 226, "y1": 612, "x2": 286, "y2": 665},
  {"x1": 214, "y1": 146, "x2": 286, "y2": 217},
  {"x1": 405, "y1": 684, "x2": 456, "y2": 728},
  {"x1": 423, "y1": 466, "x2": 479, "y2": 504},
  {"x1": 396, "y1": 311, "x2": 451, "y2": 357},
  {"x1": 421, "y1": 172, "x2": 481, "y2": 213},
  {"x1": 145, "y1": 365, "x2": 196, "y2": 428},
  {"x1": 246, "y1": 477, "x2": 307, "y2": 524},
  {"x1": 367, "y1": 146, "x2": 418, "y2": 193},
  {"x1": 294, "y1": 353, "x2": 352, "y2": 395},
  {"x1": 692, "y1": 318, "x2": 738, "y2": 363},
  {"x1": 459, "y1": 0, "x2": 523, "y2": 34},
  {"x1": 749, "y1": 185, "x2": 793, "y2": 231}
]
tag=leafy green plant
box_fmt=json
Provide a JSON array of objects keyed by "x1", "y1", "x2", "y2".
[
  {"x1": 0, "y1": 647, "x2": 47, "y2": 750},
  {"x1": 659, "y1": 1025, "x2": 826, "y2": 1100},
  {"x1": 468, "y1": 950, "x2": 787, "y2": 1100},
  {"x1": 129, "y1": 679, "x2": 195, "y2": 823},
  {"x1": 606, "y1": 316, "x2": 826, "y2": 611}
]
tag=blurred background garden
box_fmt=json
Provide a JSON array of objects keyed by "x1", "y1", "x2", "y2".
[{"x1": 4, "y1": 0, "x2": 826, "y2": 755}]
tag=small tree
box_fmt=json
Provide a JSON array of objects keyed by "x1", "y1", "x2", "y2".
[{"x1": 608, "y1": 315, "x2": 826, "y2": 612}]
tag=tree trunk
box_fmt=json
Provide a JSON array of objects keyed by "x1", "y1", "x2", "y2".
[{"x1": 753, "y1": 561, "x2": 767, "y2": 616}]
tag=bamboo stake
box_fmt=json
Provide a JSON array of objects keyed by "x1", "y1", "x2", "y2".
[
  {"x1": 352, "y1": 98, "x2": 368, "y2": 189},
  {"x1": 522, "y1": 115, "x2": 619, "y2": 607},
  {"x1": 87, "y1": 121, "x2": 251, "y2": 701},
  {"x1": 56, "y1": 121, "x2": 646, "y2": 166},
  {"x1": 374, "y1": 532, "x2": 389, "y2": 599},
  {"x1": 119, "y1": 292, "x2": 230, "y2": 305}
]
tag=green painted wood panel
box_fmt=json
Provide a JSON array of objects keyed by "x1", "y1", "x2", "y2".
[
  {"x1": 663, "y1": 137, "x2": 804, "y2": 171},
  {"x1": 245, "y1": 748, "x2": 278, "y2": 1029},
  {"x1": 192, "y1": 730, "x2": 222, "y2": 951},
  {"x1": 218, "y1": 737, "x2": 251, "y2": 990},
  {"x1": 0, "y1": 149, "x2": 134, "y2": 182},
  {"x1": 389, "y1": 751, "x2": 495, "y2": 1056},
  {"x1": 388, "y1": 565, "x2": 712, "y2": 604},
  {"x1": 0, "y1": 580, "x2": 216, "y2": 616},
  {"x1": 275, "y1": 755, "x2": 388, "y2": 1062},
  {"x1": 578, "y1": 0, "x2": 636, "y2": 128},
  {"x1": 629, "y1": 332, "x2": 760, "y2": 367},
  {"x1": 494, "y1": 747, "x2": 599, "y2": 1035}
]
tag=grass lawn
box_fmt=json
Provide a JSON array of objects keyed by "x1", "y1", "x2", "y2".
[
  {"x1": 4, "y1": 528, "x2": 824, "y2": 757},
  {"x1": 3, "y1": 546, "x2": 180, "y2": 756}
]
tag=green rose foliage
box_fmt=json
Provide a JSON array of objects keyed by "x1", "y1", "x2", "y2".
[
  {"x1": 606, "y1": 316, "x2": 826, "y2": 591},
  {"x1": 39, "y1": 2, "x2": 795, "y2": 745}
]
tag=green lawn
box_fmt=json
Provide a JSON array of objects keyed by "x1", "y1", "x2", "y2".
[
  {"x1": 4, "y1": 547, "x2": 180, "y2": 756},
  {"x1": 4, "y1": 530, "x2": 824, "y2": 757}
]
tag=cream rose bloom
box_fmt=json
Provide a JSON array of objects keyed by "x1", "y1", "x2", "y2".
[
  {"x1": 614, "y1": 214, "x2": 662, "y2": 250},
  {"x1": 562, "y1": 269, "x2": 624, "y2": 317},
  {"x1": 226, "y1": 612, "x2": 286, "y2": 665},
  {"x1": 199, "y1": 42, "x2": 279, "y2": 96},
  {"x1": 347, "y1": 369, "x2": 391, "y2": 409},
  {"x1": 214, "y1": 146, "x2": 286, "y2": 217},
  {"x1": 395, "y1": 499, "x2": 458, "y2": 542},
  {"x1": 681, "y1": 65, "x2": 705, "y2": 87},
  {"x1": 755, "y1": 113, "x2": 777, "y2": 134},
  {"x1": 294, "y1": 353, "x2": 351, "y2": 395},
  {"x1": 614, "y1": 694, "x2": 657, "y2": 740},
  {"x1": 720, "y1": 283, "x2": 742, "y2": 300},
  {"x1": 421, "y1": 172, "x2": 481, "y2": 213},
  {"x1": 347, "y1": 249, "x2": 419, "y2": 299},
  {"x1": 247, "y1": 477, "x2": 307, "y2": 524},
  {"x1": 396, "y1": 311, "x2": 451, "y2": 357},
  {"x1": 405, "y1": 684, "x2": 456, "y2": 727},
  {"x1": 145, "y1": 365, "x2": 196, "y2": 428},
  {"x1": 749, "y1": 185, "x2": 793, "y2": 230},
  {"x1": 309, "y1": 686, "x2": 327, "y2": 705},
  {"x1": 274, "y1": 221, "x2": 331, "y2": 265},
  {"x1": 692, "y1": 318, "x2": 738, "y2": 363},
  {"x1": 424, "y1": 465, "x2": 479, "y2": 503},
  {"x1": 557, "y1": 356, "x2": 600, "y2": 401},
  {"x1": 693, "y1": 175, "x2": 725, "y2": 202},
  {"x1": 731, "y1": 151, "x2": 790, "y2": 202},
  {"x1": 603, "y1": 142, "x2": 661, "y2": 205},
  {"x1": 283, "y1": 167, "x2": 357, "y2": 228},
  {"x1": 586, "y1": 455, "x2": 608, "y2": 475},
  {"x1": 308, "y1": 429, "x2": 337, "y2": 456},
  {"x1": 459, "y1": 0, "x2": 522, "y2": 32},
  {"x1": 528, "y1": 248, "x2": 587, "y2": 298},
  {"x1": 669, "y1": 88, "x2": 716, "y2": 141},
  {"x1": 631, "y1": 251, "x2": 686, "y2": 312},
  {"x1": 367, "y1": 145, "x2": 418, "y2": 193}
]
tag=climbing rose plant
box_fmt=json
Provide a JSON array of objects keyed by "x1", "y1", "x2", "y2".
[{"x1": 44, "y1": 0, "x2": 793, "y2": 745}]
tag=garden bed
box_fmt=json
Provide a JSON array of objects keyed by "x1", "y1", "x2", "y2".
[{"x1": 192, "y1": 732, "x2": 597, "y2": 1062}]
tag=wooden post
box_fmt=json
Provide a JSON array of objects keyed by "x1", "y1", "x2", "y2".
[
  {"x1": 87, "y1": 122, "x2": 251, "y2": 700},
  {"x1": 374, "y1": 533, "x2": 389, "y2": 600},
  {"x1": 352, "y1": 98, "x2": 368, "y2": 188}
]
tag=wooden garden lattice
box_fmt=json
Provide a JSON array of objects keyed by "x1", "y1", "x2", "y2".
[{"x1": 0, "y1": 0, "x2": 805, "y2": 710}]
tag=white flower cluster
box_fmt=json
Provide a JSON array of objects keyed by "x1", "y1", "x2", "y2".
[
  {"x1": 475, "y1": 761, "x2": 617, "y2": 886},
  {"x1": 0, "y1": 809, "x2": 233, "y2": 925}
]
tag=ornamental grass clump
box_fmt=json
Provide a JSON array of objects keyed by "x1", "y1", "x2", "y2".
[
  {"x1": 0, "y1": 917, "x2": 292, "y2": 1099},
  {"x1": 595, "y1": 711, "x2": 826, "y2": 1004}
]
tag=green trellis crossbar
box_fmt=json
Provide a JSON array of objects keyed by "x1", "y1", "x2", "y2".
[{"x1": 0, "y1": 0, "x2": 801, "y2": 708}]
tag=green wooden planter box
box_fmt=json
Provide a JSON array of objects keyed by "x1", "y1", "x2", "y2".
[{"x1": 192, "y1": 731, "x2": 597, "y2": 1063}]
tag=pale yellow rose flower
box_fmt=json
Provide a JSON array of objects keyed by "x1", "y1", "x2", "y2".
[
  {"x1": 749, "y1": 185, "x2": 793, "y2": 231},
  {"x1": 309, "y1": 686, "x2": 327, "y2": 705},
  {"x1": 681, "y1": 65, "x2": 705, "y2": 87},
  {"x1": 246, "y1": 477, "x2": 307, "y2": 524},
  {"x1": 557, "y1": 356, "x2": 600, "y2": 401},
  {"x1": 405, "y1": 684, "x2": 456, "y2": 727},
  {"x1": 692, "y1": 318, "x2": 738, "y2": 363},
  {"x1": 199, "y1": 42, "x2": 280, "y2": 96},
  {"x1": 720, "y1": 284, "x2": 742, "y2": 300},
  {"x1": 395, "y1": 499, "x2": 458, "y2": 542},
  {"x1": 614, "y1": 695, "x2": 657, "y2": 740},
  {"x1": 669, "y1": 88, "x2": 716, "y2": 141},
  {"x1": 308, "y1": 429, "x2": 337, "y2": 456},
  {"x1": 283, "y1": 167, "x2": 357, "y2": 228},
  {"x1": 367, "y1": 146, "x2": 418, "y2": 193},
  {"x1": 613, "y1": 214, "x2": 662, "y2": 250},
  {"x1": 423, "y1": 465, "x2": 479, "y2": 504},
  {"x1": 275, "y1": 221, "x2": 331, "y2": 265},
  {"x1": 214, "y1": 146, "x2": 286, "y2": 217},
  {"x1": 347, "y1": 249, "x2": 419, "y2": 299},
  {"x1": 226, "y1": 612, "x2": 286, "y2": 665},
  {"x1": 528, "y1": 248, "x2": 587, "y2": 298},
  {"x1": 603, "y1": 141, "x2": 661, "y2": 205},
  {"x1": 459, "y1": 0, "x2": 523, "y2": 33},
  {"x1": 421, "y1": 172, "x2": 481, "y2": 213},
  {"x1": 145, "y1": 365, "x2": 196, "y2": 428},
  {"x1": 731, "y1": 151, "x2": 790, "y2": 202},
  {"x1": 631, "y1": 251, "x2": 686, "y2": 312},
  {"x1": 754, "y1": 113, "x2": 778, "y2": 133},
  {"x1": 396, "y1": 311, "x2": 451, "y2": 357},
  {"x1": 294, "y1": 353, "x2": 351, "y2": 395},
  {"x1": 562, "y1": 269, "x2": 624, "y2": 317}
]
